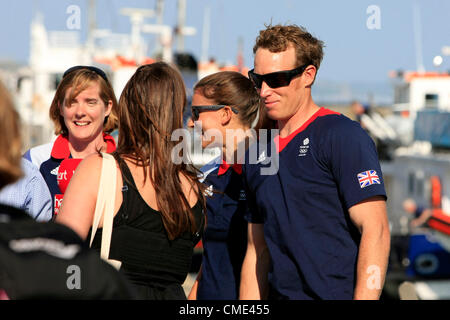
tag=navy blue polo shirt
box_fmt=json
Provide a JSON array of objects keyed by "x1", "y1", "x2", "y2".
[
  {"x1": 197, "y1": 159, "x2": 248, "y2": 300},
  {"x1": 243, "y1": 107, "x2": 387, "y2": 300}
]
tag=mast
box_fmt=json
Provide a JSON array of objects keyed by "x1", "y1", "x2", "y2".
[
  {"x1": 413, "y1": 3, "x2": 425, "y2": 73},
  {"x1": 86, "y1": 0, "x2": 96, "y2": 60},
  {"x1": 88, "y1": 0, "x2": 96, "y2": 42},
  {"x1": 120, "y1": 8, "x2": 155, "y2": 63},
  {"x1": 176, "y1": 0, "x2": 186, "y2": 52},
  {"x1": 201, "y1": 5, "x2": 211, "y2": 62},
  {"x1": 174, "y1": 0, "x2": 196, "y2": 53},
  {"x1": 152, "y1": 0, "x2": 165, "y2": 55}
]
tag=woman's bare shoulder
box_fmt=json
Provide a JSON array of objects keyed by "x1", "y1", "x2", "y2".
[{"x1": 77, "y1": 152, "x2": 114, "y2": 172}]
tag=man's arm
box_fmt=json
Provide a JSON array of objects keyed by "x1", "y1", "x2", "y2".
[
  {"x1": 239, "y1": 222, "x2": 270, "y2": 300},
  {"x1": 349, "y1": 195, "x2": 390, "y2": 300}
]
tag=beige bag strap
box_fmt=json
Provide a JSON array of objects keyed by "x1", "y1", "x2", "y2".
[{"x1": 89, "y1": 152, "x2": 122, "y2": 270}]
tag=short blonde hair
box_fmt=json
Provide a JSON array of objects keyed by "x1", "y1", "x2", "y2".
[
  {"x1": 0, "y1": 80, "x2": 22, "y2": 190},
  {"x1": 49, "y1": 68, "x2": 118, "y2": 135}
]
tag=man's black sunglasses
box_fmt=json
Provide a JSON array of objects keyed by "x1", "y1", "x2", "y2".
[
  {"x1": 248, "y1": 63, "x2": 310, "y2": 89},
  {"x1": 63, "y1": 65, "x2": 109, "y2": 82},
  {"x1": 191, "y1": 105, "x2": 239, "y2": 121}
]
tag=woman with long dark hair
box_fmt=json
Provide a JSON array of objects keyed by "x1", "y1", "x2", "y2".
[{"x1": 57, "y1": 62, "x2": 206, "y2": 299}]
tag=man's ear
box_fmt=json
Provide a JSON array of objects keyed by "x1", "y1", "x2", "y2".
[
  {"x1": 303, "y1": 65, "x2": 317, "y2": 87},
  {"x1": 220, "y1": 106, "x2": 233, "y2": 126}
]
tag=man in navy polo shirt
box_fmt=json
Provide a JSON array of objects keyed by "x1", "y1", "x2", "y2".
[{"x1": 240, "y1": 24, "x2": 391, "y2": 300}]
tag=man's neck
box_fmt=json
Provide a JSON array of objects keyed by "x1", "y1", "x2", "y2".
[{"x1": 278, "y1": 99, "x2": 320, "y2": 138}]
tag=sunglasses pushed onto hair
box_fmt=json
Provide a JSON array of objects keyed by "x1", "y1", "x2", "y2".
[
  {"x1": 63, "y1": 65, "x2": 109, "y2": 82},
  {"x1": 191, "y1": 105, "x2": 239, "y2": 121},
  {"x1": 248, "y1": 63, "x2": 310, "y2": 89}
]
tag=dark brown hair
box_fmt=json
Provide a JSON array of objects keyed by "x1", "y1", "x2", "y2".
[
  {"x1": 0, "y1": 81, "x2": 22, "y2": 190},
  {"x1": 49, "y1": 68, "x2": 118, "y2": 135},
  {"x1": 253, "y1": 24, "x2": 324, "y2": 72},
  {"x1": 194, "y1": 71, "x2": 272, "y2": 131},
  {"x1": 117, "y1": 62, "x2": 206, "y2": 240}
]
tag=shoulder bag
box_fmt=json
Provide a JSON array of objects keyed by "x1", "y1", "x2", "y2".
[{"x1": 89, "y1": 152, "x2": 122, "y2": 270}]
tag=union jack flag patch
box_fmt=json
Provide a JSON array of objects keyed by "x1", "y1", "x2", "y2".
[{"x1": 357, "y1": 170, "x2": 381, "y2": 189}]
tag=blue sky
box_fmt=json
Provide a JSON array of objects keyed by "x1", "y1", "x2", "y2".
[{"x1": 0, "y1": 0, "x2": 449, "y2": 102}]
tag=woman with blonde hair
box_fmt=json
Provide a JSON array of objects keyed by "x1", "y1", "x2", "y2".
[
  {"x1": 24, "y1": 66, "x2": 118, "y2": 216},
  {"x1": 57, "y1": 62, "x2": 206, "y2": 300}
]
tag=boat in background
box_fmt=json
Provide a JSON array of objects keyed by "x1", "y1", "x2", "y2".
[
  {"x1": 378, "y1": 68, "x2": 450, "y2": 300},
  {"x1": 10, "y1": 1, "x2": 201, "y2": 151},
  {"x1": 4, "y1": 0, "x2": 251, "y2": 168}
]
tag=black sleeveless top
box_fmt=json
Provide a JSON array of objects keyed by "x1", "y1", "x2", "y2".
[{"x1": 89, "y1": 154, "x2": 204, "y2": 299}]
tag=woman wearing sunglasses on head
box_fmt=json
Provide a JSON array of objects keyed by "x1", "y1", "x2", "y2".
[
  {"x1": 186, "y1": 71, "x2": 273, "y2": 300},
  {"x1": 24, "y1": 66, "x2": 118, "y2": 217},
  {"x1": 56, "y1": 62, "x2": 207, "y2": 300}
]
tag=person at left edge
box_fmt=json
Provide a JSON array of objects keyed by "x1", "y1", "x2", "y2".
[
  {"x1": 0, "y1": 79, "x2": 135, "y2": 300},
  {"x1": 23, "y1": 66, "x2": 118, "y2": 216},
  {"x1": 0, "y1": 158, "x2": 52, "y2": 222}
]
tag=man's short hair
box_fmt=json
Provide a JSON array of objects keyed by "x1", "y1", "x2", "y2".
[{"x1": 253, "y1": 24, "x2": 324, "y2": 71}]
